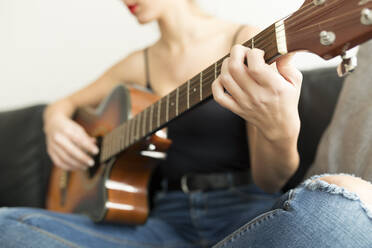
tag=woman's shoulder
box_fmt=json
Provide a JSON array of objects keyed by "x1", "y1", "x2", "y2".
[{"x1": 108, "y1": 49, "x2": 148, "y2": 87}]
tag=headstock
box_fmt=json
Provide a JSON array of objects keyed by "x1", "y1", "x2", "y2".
[{"x1": 285, "y1": 0, "x2": 372, "y2": 60}]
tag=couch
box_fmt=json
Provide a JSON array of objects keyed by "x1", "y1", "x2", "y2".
[{"x1": 0, "y1": 67, "x2": 344, "y2": 207}]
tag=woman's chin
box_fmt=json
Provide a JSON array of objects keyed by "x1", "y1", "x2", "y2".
[{"x1": 135, "y1": 14, "x2": 155, "y2": 24}]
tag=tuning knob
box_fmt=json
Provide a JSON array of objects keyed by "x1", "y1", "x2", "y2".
[{"x1": 337, "y1": 53, "x2": 357, "y2": 77}]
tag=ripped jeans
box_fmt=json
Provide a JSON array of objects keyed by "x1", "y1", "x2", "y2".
[
  {"x1": 0, "y1": 174, "x2": 371, "y2": 248},
  {"x1": 215, "y1": 174, "x2": 372, "y2": 248}
]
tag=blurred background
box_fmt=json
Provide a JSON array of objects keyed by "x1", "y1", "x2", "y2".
[{"x1": 0, "y1": 0, "x2": 349, "y2": 111}]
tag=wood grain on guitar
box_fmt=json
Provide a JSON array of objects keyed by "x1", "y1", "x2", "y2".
[{"x1": 46, "y1": 0, "x2": 372, "y2": 225}]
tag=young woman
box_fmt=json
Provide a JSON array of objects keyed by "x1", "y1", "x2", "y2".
[
  {"x1": 1, "y1": 0, "x2": 370, "y2": 247},
  {"x1": 0, "y1": 0, "x2": 298, "y2": 247}
]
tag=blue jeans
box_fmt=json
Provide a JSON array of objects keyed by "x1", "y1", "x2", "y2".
[
  {"x1": 0, "y1": 174, "x2": 371, "y2": 248},
  {"x1": 0, "y1": 183, "x2": 278, "y2": 248},
  {"x1": 214, "y1": 174, "x2": 372, "y2": 248}
]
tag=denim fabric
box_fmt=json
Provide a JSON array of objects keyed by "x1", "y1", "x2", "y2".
[
  {"x1": 1, "y1": 175, "x2": 371, "y2": 248},
  {"x1": 0, "y1": 183, "x2": 278, "y2": 248},
  {"x1": 214, "y1": 174, "x2": 372, "y2": 248}
]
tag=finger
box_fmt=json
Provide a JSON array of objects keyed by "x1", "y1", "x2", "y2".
[
  {"x1": 54, "y1": 133, "x2": 95, "y2": 167},
  {"x1": 276, "y1": 53, "x2": 303, "y2": 89},
  {"x1": 64, "y1": 120, "x2": 99, "y2": 155},
  {"x1": 48, "y1": 145, "x2": 74, "y2": 171},
  {"x1": 219, "y1": 58, "x2": 246, "y2": 102},
  {"x1": 246, "y1": 48, "x2": 275, "y2": 87},
  {"x1": 212, "y1": 77, "x2": 243, "y2": 116},
  {"x1": 50, "y1": 144, "x2": 88, "y2": 171},
  {"x1": 228, "y1": 45, "x2": 252, "y2": 89}
]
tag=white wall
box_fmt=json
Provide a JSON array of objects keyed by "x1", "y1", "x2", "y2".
[{"x1": 0, "y1": 0, "x2": 344, "y2": 111}]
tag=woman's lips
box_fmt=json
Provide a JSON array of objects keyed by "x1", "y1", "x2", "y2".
[{"x1": 127, "y1": 4, "x2": 138, "y2": 14}]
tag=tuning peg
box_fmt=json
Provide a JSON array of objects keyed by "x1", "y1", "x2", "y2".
[{"x1": 337, "y1": 52, "x2": 357, "y2": 77}]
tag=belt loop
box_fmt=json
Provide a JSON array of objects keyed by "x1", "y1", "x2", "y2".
[{"x1": 181, "y1": 175, "x2": 190, "y2": 194}]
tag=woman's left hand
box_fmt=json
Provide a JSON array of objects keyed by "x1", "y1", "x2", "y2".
[{"x1": 212, "y1": 45, "x2": 303, "y2": 141}]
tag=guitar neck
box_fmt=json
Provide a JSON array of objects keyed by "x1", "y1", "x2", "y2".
[{"x1": 99, "y1": 21, "x2": 287, "y2": 162}]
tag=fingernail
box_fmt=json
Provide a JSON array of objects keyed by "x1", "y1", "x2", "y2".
[
  {"x1": 88, "y1": 159, "x2": 94, "y2": 167},
  {"x1": 92, "y1": 147, "x2": 99, "y2": 154}
]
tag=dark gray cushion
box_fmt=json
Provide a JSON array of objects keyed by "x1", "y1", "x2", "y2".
[
  {"x1": 283, "y1": 67, "x2": 344, "y2": 191},
  {"x1": 0, "y1": 104, "x2": 51, "y2": 207}
]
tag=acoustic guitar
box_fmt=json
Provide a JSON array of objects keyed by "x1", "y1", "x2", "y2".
[{"x1": 47, "y1": 0, "x2": 372, "y2": 225}]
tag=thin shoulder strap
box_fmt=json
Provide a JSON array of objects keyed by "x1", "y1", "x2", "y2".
[
  {"x1": 231, "y1": 25, "x2": 245, "y2": 47},
  {"x1": 144, "y1": 48, "x2": 151, "y2": 90}
]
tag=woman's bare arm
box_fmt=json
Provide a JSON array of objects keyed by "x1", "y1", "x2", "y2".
[{"x1": 44, "y1": 50, "x2": 146, "y2": 170}]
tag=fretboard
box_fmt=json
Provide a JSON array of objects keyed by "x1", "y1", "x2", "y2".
[{"x1": 100, "y1": 21, "x2": 287, "y2": 162}]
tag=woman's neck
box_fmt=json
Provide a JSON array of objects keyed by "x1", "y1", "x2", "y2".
[{"x1": 156, "y1": 2, "x2": 213, "y2": 52}]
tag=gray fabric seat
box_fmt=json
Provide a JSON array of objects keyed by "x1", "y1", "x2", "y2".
[{"x1": 0, "y1": 105, "x2": 51, "y2": 207}]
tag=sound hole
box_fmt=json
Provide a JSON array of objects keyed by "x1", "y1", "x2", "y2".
[
  {"x1": 88, "y1": 164, "x2": 100, "y2": 178},
  {"x1": 88, "y1": 163, "x2": 100, "y2": 178},
  {"x1": 88, "y1": 138, "x2": 102, "y2": 178}
]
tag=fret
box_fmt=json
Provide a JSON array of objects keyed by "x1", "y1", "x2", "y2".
[
  {"x1": 159, "y1": 96, "x2": 167, "y2": 126},
  {"x1": 128, "y1": 118, "x2": 134, "y2": 145},
  {"x1": 144, "y1": 106, "x2": 151, "y2": 136},
  {"x1": 168, "y1": 89, "x2": 177, "y2": 121},
  {"x1": 187, "y1": 80, "x2": 190, "y2": 109},
  {"x1": 136, "y1": 113, "x2": 141, "y2": 140},
  {"x1": 152, "y1": 100, "x2": 159, "y2": 130},
  {"x1": 176, "y1": 87, "x2": 179, "y2": 116},
  {"x1": 131, "y1": 116, "x2": 137, "y2": 142},
  {"x1": 189, "y1": 76, "x2": 201, "y2": 108},
  {"x1": 149, "y1": 104, "x2": 154, "y2": 132},
  {"x1": 119, "y1": 125, "x2": 124, "y2": 150},
  {"x1": 214, "y1": 62, "x2": 217, "y2": 80},
  {"x1": 142, "y1": 108, "x2": 147, "y2": 137},
  {"x1": 251, "y1": 37, "x2": 254, "y2": 49},
  {"x1": 178, "y1": 83, "x2": 188, "y2": 114},
  {"x1": 114, "y1": 127, "x2": 119, "y2": 153},
  {"x1": 157, "y1": 98, "x2": 161, "y2": 127},
  {"x1": 201, "y1": 71, "x2": 209, "y2": 100},
  {"x1": 124, "y1": 121, "x2": 129, "y2": 148},
  {"x1": 132, "y1": 117, "x2": 137, "y2": 143},
  {"x1": 112, "y1": 129, "x2": 118, "y2": 155},
  {"x1": 101, "y1": 136, "x2": 108, "y2": 161},
  {"x1": 118, "y1": 127, "x2": 123, "y2": 152},
  {"x1": 166, "y1": 94, "x2": 170, "y2": 122},
  {"x1": 118, "y1": 123, "x2": 124, "y2": 150},
  {"x1": 126, "y1": 119, "x2": 131, "y2": 146},
  {"x1": 199, "y1": 71, "x2": 203, "y2": 101}
]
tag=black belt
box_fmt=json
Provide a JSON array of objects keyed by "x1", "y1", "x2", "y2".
[{"x1": 163, "y1": 170, "x2": 253, "y2": 193}]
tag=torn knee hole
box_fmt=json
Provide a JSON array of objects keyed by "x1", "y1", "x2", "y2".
[{"x1": 308, "y1": 174, "x2": 372, "y2": 216}]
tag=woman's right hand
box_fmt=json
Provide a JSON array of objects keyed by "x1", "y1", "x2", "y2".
[{"x1": 44, "y1": 101, "x2": 99, "y2": 171}]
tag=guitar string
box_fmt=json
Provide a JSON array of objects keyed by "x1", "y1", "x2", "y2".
[
  {"x1": 287, "y1": 7, "x2": 368, "y2": 33},
  {"x1": 283, "y1": 0, "x2": 349, "y2": 31}
]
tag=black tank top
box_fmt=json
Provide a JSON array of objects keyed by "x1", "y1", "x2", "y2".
[
  {"x1": 157, "y1": 100, "x2": 250, "y2": 180},
  {"x1": 144, "y1": 26, "x2": 250, "y2": 180}
]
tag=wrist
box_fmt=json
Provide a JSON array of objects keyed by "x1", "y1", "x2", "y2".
[
  {"x1": 44, "y1": 98, "x2": 76, "y2": 123},
  {"x1": 258, "y1": 115, "x2": 301, "y2": 143}
]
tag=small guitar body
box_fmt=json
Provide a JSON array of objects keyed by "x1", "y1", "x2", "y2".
[{"x1": 47, "y1": 85, "x2": 171, "y2": 225}]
